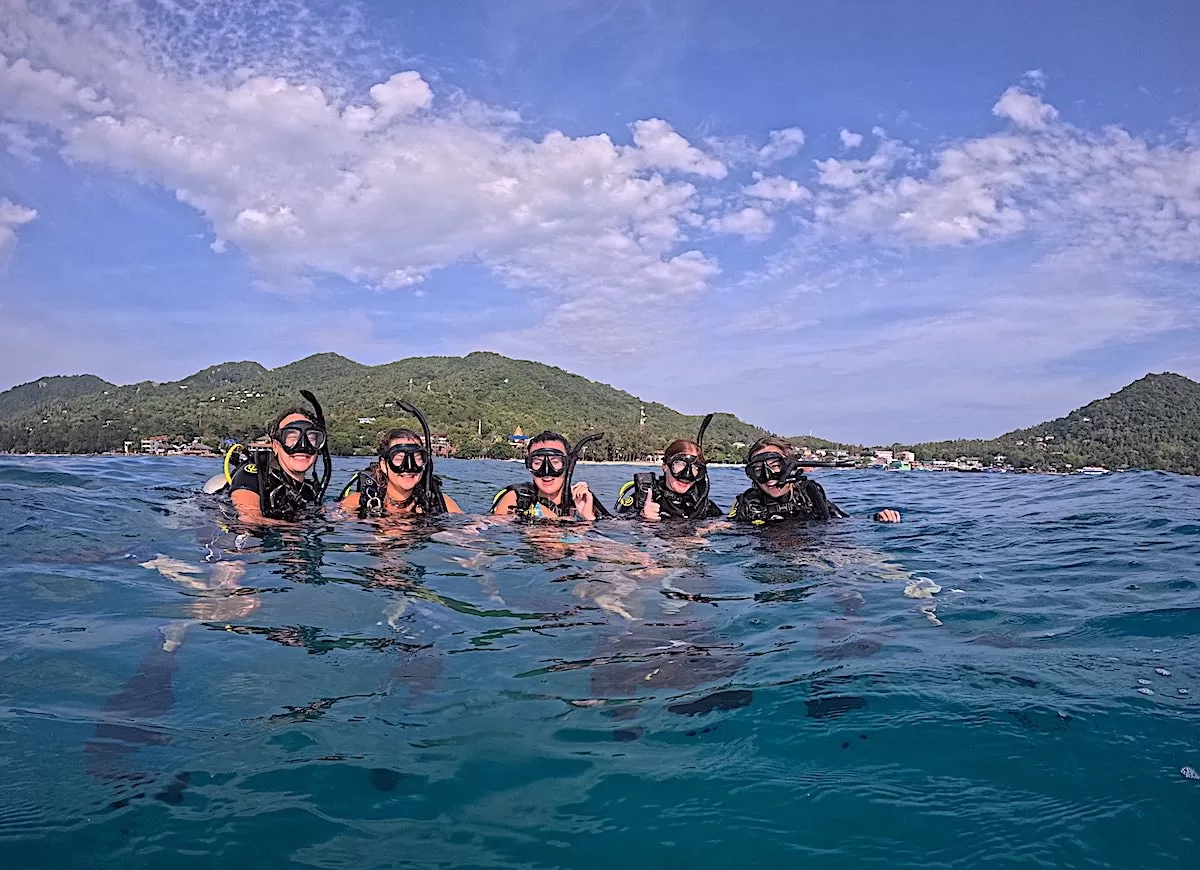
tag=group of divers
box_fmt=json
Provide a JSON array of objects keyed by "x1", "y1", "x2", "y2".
[
  {"x1": 204, "y1": 391, "x2": 901, "y2": 527},
  {"x1": 84, "y1": 391, "x2": 905, "y2": 795}
]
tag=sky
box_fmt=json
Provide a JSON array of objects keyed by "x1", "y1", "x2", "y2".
[{"x1": 1, "y1": 0, "x2": 1198, "y2": 443}]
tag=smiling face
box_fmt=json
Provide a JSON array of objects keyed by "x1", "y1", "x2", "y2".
[{"x1": 271, "y1": 412, "x2": 319, "y2": 480}]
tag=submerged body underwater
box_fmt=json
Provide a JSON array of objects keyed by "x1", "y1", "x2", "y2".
[{"x1": 1, "y1": 456, "x2": 1198, "y2": 869}]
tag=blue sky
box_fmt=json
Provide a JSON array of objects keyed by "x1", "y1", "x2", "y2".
[{"x1": 1, "y1": 0, "x2": 1198, "y2": 442}]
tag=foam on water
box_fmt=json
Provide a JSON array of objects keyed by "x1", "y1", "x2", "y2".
[{"x1": 1, "y1": 456, "x2": 1198, "y2": 868}]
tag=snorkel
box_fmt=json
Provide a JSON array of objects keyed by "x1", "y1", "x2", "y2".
[
  {"x1": 562, "y1": 431, "x2": 605, "y2": 516},
  {"x1": 299, "y1": 390, "x2": 333, "y2": 501},
  {"x1": 690, "y1": 413, "x2": 714, "y2": 507}
]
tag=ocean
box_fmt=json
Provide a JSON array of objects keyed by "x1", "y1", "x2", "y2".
[{"x1": 1, "y1": 456, "x2": 1198, "y2": 869}]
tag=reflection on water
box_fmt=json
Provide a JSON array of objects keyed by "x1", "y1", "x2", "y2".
[{"x1": 1, "y1": 457, "x2": 1199, "y2": 869}]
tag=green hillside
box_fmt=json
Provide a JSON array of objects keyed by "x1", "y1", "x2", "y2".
[
  {"x1": 905, "y1": 373, "x2": 1200, "y2": 474},
  {"x1": 0, "y1": 352, "x2": 772, "y2": 460},
  {"x1": 0, "y1": 374, "x2": 114, "y2": 419}
]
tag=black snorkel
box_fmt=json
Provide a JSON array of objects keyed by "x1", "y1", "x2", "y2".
[
  {"x1": 300, "y1": 389, "x2": 333, "y2": 501},
  {"x1": 562, "y1": 431, "x2": 604, "y2": 516},
  {"x1": 691, "y1": 413, "x2": 715, "y2": 511}
]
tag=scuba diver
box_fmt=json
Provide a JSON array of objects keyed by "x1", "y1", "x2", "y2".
[
  {"x1": 491, "y1": 430, "x2": 610, "y2": 521},
  {"x1": 730, "y1": 436, "x2": 901, "y2": 524},
  {"x1": 205, "y1": 390, "x2": 333, "y2": 524},
  {"x1": 613, "y1": 414, "x2": 723, "y2": 521},
  {"x1": 338, "y1": 401, "x2": 462, "y2": 517}
]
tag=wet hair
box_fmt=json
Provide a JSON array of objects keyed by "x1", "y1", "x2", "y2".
[
  {"x1": 267, "y1": 406, "x2": 315, "y2": 438},
  {"x1": 528, "y1": 430, "x2": 571, "y2": 453},
  {"x1": 375, "y1": 427, "x2": 423, "y2": 456},
  {"x1": 746, "y1": 435, "x2": 792, "y2": 461},
  {"x1": 664, "y1": 438, "x2": 704, "y2": 462}
]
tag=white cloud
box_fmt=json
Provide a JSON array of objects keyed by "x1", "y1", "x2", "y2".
[
  {"x1": 744, "y1": 173, "x2": 811, "y2": 204},
  {"x1": 991, "y1": 86, "x2": 1058, "y2": 130},
  {"x1": 0, "y1": 0, "x2": 724, "y2": 331},
  {"x1": 839, "y1": 128, "x2": 863, "y2": 149},
  {"x1": 811, "y1": 88, "x2": 1200, "y2": 260},
  {"x1": 629, "y1": 118, "x2": 727, "y2": 178},
  {"x1": 757, "y1": 127, "x2": 805, "y2": 163},
  {"x1": 710, "y1": 206, "x2": 774, "y2": 239},
  {"x1": 0, "y1": 198, "x2": 36, "y2": 255}
]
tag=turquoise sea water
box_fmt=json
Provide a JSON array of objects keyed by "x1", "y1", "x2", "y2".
[{"x1": 1, "y1": 456, "x2": 1198, "y2": 869}]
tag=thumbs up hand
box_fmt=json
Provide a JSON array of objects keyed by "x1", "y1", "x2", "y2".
[{"x1": 641, "y1": 486, "x2": 661, "y2": 522}]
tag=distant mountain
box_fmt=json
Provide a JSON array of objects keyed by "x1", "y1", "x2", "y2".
[
  {"x1": 179, "y1": 361, "x2": 267, "y2": 390},
  {"x1": 0, "y1": 351, "x2": 774, "y2": 459},
  {"x1": 0, "y1": 374, "x2": 114, "y2": 419},
  {"x1": 907, "y1": 372, "x2": 1200, "y2": 475}
]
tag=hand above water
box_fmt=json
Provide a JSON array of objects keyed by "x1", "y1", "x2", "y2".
[
  {"x1": 640, "y1": 487, "x2": 661, "y2": 522},
  {"x1": 873, "y1": 509, "x2": 901, "y2": 523},
  {"x1": 572, "y1": 482, "x2": 597, "y2": 521}
]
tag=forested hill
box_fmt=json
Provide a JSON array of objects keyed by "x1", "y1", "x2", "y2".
[
  {"x1": 906, "y1": 373, "x2": 1200, "y2": 474},
  {"x1": 0, "y1": 374, "x2": 114, "y2": 418},
  {"x1": 0, "y1": 352, "x2": 773, "y2": 460}
]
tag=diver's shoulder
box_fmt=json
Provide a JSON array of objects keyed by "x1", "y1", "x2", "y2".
[{"x1": 229, "y1": 463, "x2": 261, "y2": 492}]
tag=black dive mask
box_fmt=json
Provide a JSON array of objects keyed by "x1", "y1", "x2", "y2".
[
  {"x1": 746, "y1": 451, "x2": 788, "y2": 485},
  {"x1": 275, "y1": 421, "x2": 326, "y2": 456},
  {"x1": 384, "y1": 443, "x2": 428, "y2": 475},
  {"x1": 666, "y1": 453, "x2": 705, "y2": 483},
  {"x1": 525, "y1": 448, "x2": 568, "y2": 478}
]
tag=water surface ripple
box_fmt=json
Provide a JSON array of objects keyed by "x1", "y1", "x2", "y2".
[{"x1": 1, "y1": 457, "x2": 1198, "y2": 869}]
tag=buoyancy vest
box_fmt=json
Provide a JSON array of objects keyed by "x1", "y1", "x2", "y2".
[
  {"x1": 492, "y1": 482, "x2": 611, "y2": 520},
  {"x1": 728, "y1": 477, "x2": 848, "y2": 525},
  {"x1": 614, "y1": 472, "x2": 722, "y2": 520},
  {"x1": 229, "y1": 453, "x2": 323, "y2": 522},
  {"x1": 339, "y1": 466, "x2": 448, "y2": 518}
]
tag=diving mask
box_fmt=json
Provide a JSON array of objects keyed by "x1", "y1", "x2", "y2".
[
  {"x1": 666, "y1": 453, "x2": 705, "y2": 483},
  {"x1": 745, "y1": 451, "x2": 789, "y2": 485},
  {"x1": 525, "y1": 448, "x2": 568, "y2": 478},
  {"x1": 275, "y1": 420, "x2": 326, "y2": 456},
  {"x1": 384, "y1": 443, "x2": 428, "y2": 475}
]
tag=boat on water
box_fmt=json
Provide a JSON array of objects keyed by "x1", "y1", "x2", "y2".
[
  {"x1": 1074, "y1": 466, "x2": 1111, "y2": 475},
  {"x1": 886, "y1": 460, "x2": 912, "y2": 471}
]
